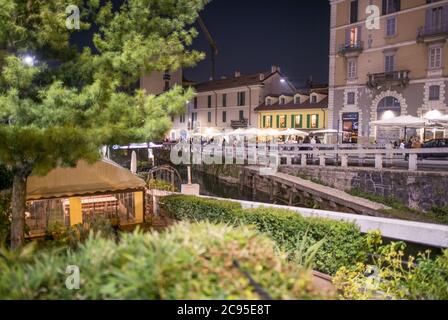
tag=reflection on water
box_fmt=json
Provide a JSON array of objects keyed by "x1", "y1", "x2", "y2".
[{"x1": 176, "y1": 166, "x2": 443, "y2": 256}]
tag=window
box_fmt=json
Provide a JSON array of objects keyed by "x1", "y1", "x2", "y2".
[
  {"x1": 347, "y1": 92, "x2": 355, "y2": 105},
  {"x1": 294, "y1": 96, "x2": 300, "y2": 104},
  {"x1": 237, "y1": 92, "x2": 246, "y2": 106},
  {"x1": 429, "y1": 46, "x2": 443, "y2": 69},
  {"x1": 377, "y1": 96, "x2": 401, "y2": 120},
  {"x1": 309, "y1": 115, "x2": 319, "y2": 129},
  {"x1": 239, "y1": 110, "x2": 244, "y2": 121},
  {"x1": 164, "y1": 81, "x2": 170, "y2": 92},
  {"x1": 347, "y1": 58, "x2": 357, "y2": 79},
  {"x1": 382, "y1": 0, "x2": 401, "y2": 15},
  {"x1": 350, "y1": 0, "x2": 359, "y2": 24},
  {"x1": 348, "y1": 27, "x2": 360, "y2": 46},
  {"x1": 193, "y1": 97, "x2": 198, "y2": 109},
  {"x1": 431, "y1": 6, "x2": 443, "y2": 30},
  {"x1": 180, "y1": 114, "x2": 186, "y2": 123},
  {"x1": 191, "y1": 112, "x2": 198, "y2": 123},
  {"x1": 385, "y1": 54, "x2": 395, "y2": 73},
  {"x1": 277, "y1": 115, "x2": 287, "y2": 128},
  {"x1": 386, "y1": 17, "x2": 396, "y2": 37},
  {"x1": 294, "y1": 115, "x2": 303, "y2": 128},
  {"x1": 263, "y1": 115, "x2": 273, "y2": 128},
  {"x1": 280, "y1": 97, "x2": 286, "y2": 105},
  {"x1": 222, "y1": 94, "x2": 227, "y2": 107},
  {"x1": 310, "y1": 95, "x2": 317, "y2": 103},
  {"x1": 266, "y1": 98, "x2": 272, "y2": 106},
  {"x1": 207, "y1": 111, "x2": 212, "y2": 123},
  {"x1": 207, "y1": 95, "x2": 212, "y2": 108},
  {"x1": 429, "y1": 85, "x2": 440, "y2": 101},
  {"x1": 222, "y1": 111, "x2": 227, "y2": 123}
]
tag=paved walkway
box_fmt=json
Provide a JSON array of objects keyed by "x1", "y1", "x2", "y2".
[{"x1": 246, "y1": 167, "x2": 390, "y2": 216}]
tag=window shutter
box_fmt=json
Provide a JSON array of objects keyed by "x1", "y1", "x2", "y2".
[
  {"x1": 345, "y1": 28, "x2": 350, "y2": 46},
  {"x1": 443, "y1": 5, "x2": 448, "y2": 29},
  {"x1": 291, "y1": 115, "x2": 295, "y2": 128},
  {"x1": 382, "y1": 0, "x2": 387, "y2": 15},
  {"x1": 426, "y1": 9, "x2": 433, "y2": 29},
  {"x1": 263, "y1": 116, "x2": 266, "y2": 128},
  {"x1": 276, "y1": 115, "x2": 280, "y2": 128},
  {"x1": 270, "y1": 115, "x2": 273, "y2": 128},
  {"x1": 357, "y1": 25, "x2": 362, "y2": 44},
  {"x1": 307, "y1": 114, "x2": 311, "y2": 129},
  {"x1": 316, "y1": 115, "x2": 320, "y2": 128},
  {"x1": 299, "y1": 115, "x2": 303, "y2": 128}
]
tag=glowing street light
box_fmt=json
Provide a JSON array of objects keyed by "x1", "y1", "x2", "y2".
[
  {"x1": 22, "y1": 55, "x2": 35, "y2": 66},
  {"x1": 381, "y1": 110, "x2": 396, "y2": 120},
  {"x1": 424, "y1": 109, "x2": 442, "y2": 120},
  {"x1": 280, "y1": 78, "x2": 286, "y2": 83}
]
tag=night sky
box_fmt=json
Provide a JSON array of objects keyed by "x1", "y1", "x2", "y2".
[
  {"x1": 185, "y1": 0, "x2": 330, "y2": 87},
  {"x1": 72, "y1": 0, "x2": 330, "y2": 88}
]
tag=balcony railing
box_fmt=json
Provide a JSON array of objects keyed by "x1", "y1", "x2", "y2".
[
  {"x1": 338, "y1": 41, "x2": 364, "y2": 55},
  {"x1": 367, "y1": 70, "x2": 410, "y2": 89},
  {"x1": 231, "y1": 119, "x2": 249, "y2": 129},
  {"x1": 418, "y1": 23, "x2": 448, "y2": 41}
]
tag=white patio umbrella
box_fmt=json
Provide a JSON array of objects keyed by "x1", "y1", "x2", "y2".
[
  {"x1": 371, "y1": 115, "x2": 427, "y2": 128},
  {"x1": 280, "y1": 128, "x2": 309, "y2": 136},
  {"x1": 371, "y1": 115, "x2": 428, "y2": 141},
  {"x1": 311, "y1": 129, "x2": 338, "y2": 134}
]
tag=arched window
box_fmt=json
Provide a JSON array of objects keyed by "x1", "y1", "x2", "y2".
[{"x1": 377, "y1": 96, "x2": 401, "y2": 120}]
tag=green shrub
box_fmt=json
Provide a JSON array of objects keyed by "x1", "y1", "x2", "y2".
[
  {"x1": 0, "y1": 222, "x2": 325, "y2": 300},
  {"x1": 334, "y1": 232, "x2": 448, "y2": 300},
  {"x1": 43, "y1": 215, "x2": 117, "y2": 250},
  {"x1": 161, "y1": 195, "x2": 367, "y2": 275}
]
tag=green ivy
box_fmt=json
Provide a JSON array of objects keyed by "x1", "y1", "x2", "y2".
[{"x1": 161, "y1": 195, "x2": 368, "y2": 275}]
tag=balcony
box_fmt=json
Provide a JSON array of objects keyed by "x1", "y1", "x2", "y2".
[
  {"x1": 367, "y1": 70, "x2": 410, "y2": 89},
  {"x1": 417, "y1": 23, "x2": 448, "y2": 43},
  {"x1": 231, "y1": 119, "x2": 249, "y2": 129},
  {"x1": 338, "y1": 41, "x2": 364, "y2": 56}
]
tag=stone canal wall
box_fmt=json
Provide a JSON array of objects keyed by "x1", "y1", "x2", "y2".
[{"x1": 279, "y1": 166, "x2": 448, "y2": 211}]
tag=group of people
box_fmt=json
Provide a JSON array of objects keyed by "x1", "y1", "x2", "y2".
[{"x1": 394, "y1": 136, "x2": 423, "y2": 150}]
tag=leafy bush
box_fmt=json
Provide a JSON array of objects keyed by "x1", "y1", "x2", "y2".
[
  {"x1": 43, "y1": 216, "x2": 117, "y2": 249},
  {"x1": 334, "y1": 232, "x2": 448, "y2": 300},
  {"x1": 0, "y1": 222, "x2": 326, "y2": 300},
  {"x1": 161, "y1": 195, "x2": 367, "y2": 275}
]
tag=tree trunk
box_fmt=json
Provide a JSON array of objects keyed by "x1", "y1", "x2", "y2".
[{"x1": 10, "y1": 172, "x2": 28, "y2": 249}]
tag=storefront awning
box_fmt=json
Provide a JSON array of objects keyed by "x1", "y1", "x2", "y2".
[{"x1": 26, "y1": 159, "x2": 146, "y2": 201}]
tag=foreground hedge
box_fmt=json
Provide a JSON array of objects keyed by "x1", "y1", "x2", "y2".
[
  {"x1": 161, "y1": 195, "x2": 368, "y2": 275},
  {"x1": 0, "y1": 222, "x2": 324, "y2": 300}
]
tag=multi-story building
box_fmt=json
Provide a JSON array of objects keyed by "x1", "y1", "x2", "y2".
[
  {"x1": 170, "y1": 66, "x2": 296, "y2": 139},
  {"x1": 255, "y1": 87, "x2": 329, "y2": 132},
  {"x1": 329, "y1": 0, "x2": 448, "y2": 144}
]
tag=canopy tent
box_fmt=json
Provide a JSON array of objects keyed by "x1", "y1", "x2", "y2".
[
  {"x1": 371, "y1": 115, "x2": 427, "y2": 128},
  {"x1": 311, "y1": 129, "x2": 339, "y2": 134},
  {"x1": 26, "y1": 159, "x2": 146, "y2": 201},
  {"x1": 278, "y1": 129, "x2": 309, "y2": 136}
]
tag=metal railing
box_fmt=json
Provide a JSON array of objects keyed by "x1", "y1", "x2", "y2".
[
  {"x1": 367, "y1": 70, "x2": 410, "y2": 88},
  {"x1": 418, "y1": 23, "x2": 448, "y2": 38},
  {"x1": 338, "y1": 41, "x2": 364, "y2": 54}
]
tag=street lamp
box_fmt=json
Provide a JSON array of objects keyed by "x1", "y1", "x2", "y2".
[{"x1": 22, "y1": 55, "x2": 35, "y2": 66}]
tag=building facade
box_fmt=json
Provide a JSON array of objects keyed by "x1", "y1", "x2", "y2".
[
  {"x1": 329, "y1": 0, "x2": 448, "y2": 144},
  {"x1": 170, "y1": 66, "x2": 296, "y2": 139},
  {"x1": 255, "y1": 88, "x2": 329, "y2": 132}
]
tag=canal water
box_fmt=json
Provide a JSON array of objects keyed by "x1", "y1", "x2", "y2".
[{"x1": 179, "y1": 167, "x2": 443, "y2": 257}]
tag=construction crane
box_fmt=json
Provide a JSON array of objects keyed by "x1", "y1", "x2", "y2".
[{"x1": 197, "y1": 15, "x2": 219, "y2": 80}]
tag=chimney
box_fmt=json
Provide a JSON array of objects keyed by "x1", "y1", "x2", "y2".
[
  {"x1": 259, "y1": 73, "x2": 265, "y2": 81},
  {"x1": 234, "y1": 70, "x2": 241, "y2": 78},
  {"x1": 271, "y1": 65, "x2": 280, "y2": 73}
]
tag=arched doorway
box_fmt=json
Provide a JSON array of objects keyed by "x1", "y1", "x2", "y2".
[{"x1": 376, "y1": 96, "x2": 402, "y2": 144}]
